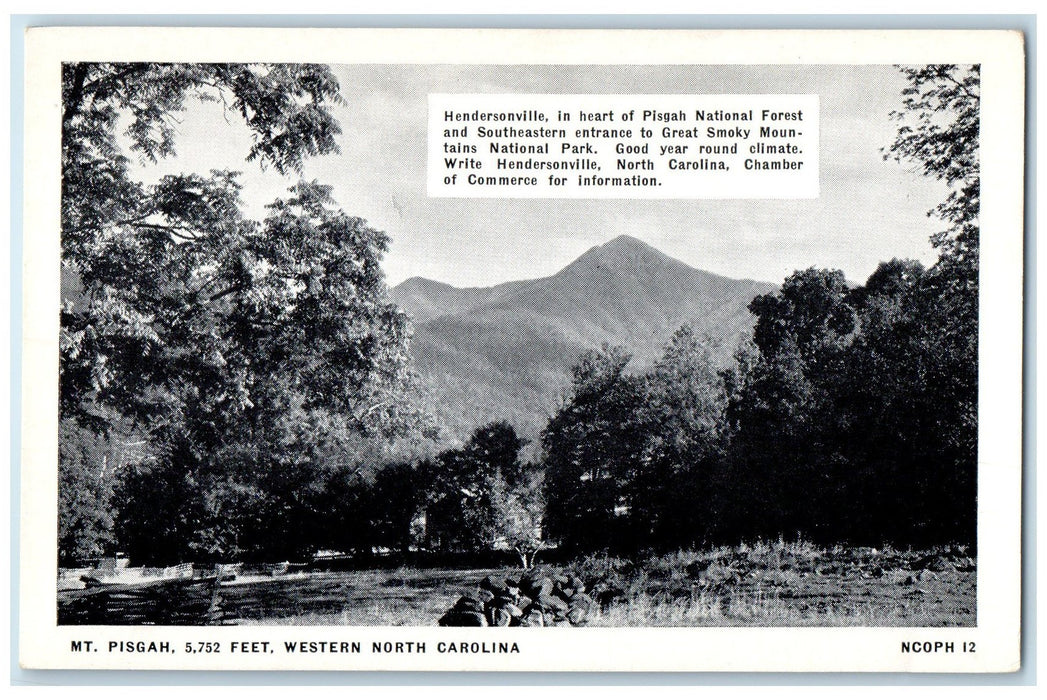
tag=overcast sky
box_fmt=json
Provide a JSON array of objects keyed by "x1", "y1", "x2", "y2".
[{"x1": 130, "y1": 64, "x2": 950, "y2": 288}]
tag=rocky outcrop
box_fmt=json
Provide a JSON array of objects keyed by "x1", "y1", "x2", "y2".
[{"x1": 439, "y1": 570, "x2": 596, "y2": 627}]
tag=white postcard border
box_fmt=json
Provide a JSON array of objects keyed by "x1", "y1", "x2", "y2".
[{"x1": 19, "y1": 26, "x2": 1026, "y2": 673}]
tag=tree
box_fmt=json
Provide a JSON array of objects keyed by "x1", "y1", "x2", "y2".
[
  {"x1": 750, "y1": 267, "x2": 855, "y2": 362},
  {"x1": 423, "y1": 421, "x2": 528, "y2": 554},
  {"x1": 367, "y1": 461, "x2": 425, "y2": 554},
  {"x1": 885, "y1": 65, "x2": 980, "y2": 271},
  {"x1": 840, "y1": 256, "x2": 976, "y2": 544},
  {"x1": 58, "y1": 418, "x2": 117, "y2": 564},
  {"x1": 628, "y1": 326, "x2": 727, "y2": 548},
  {"x1": 722, "y1": 254, "x2": 977, "y2": 546},
  {"x1": 883, "y1": 66, "x2": 979, "y2": 478},
  {"x1": 541, "y1": 345, "x2": 645, "y2": 553},
  {"x1": 487, "y1": 463, "x2": 546, "y2": 568},
  {"x1": 642, "y1": 326, "x2": 725, "y2": 460},
  {"x1": 724, "y1": 269, "x2": 857, "y2": 541},
  {"x1": 880, "y1": 65, "x2": 980, "y2": 544},
  {"x1": 60, "y1": 63, "x2": 418, "y2": 563}
]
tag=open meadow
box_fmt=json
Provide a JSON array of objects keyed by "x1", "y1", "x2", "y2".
[{"x1": 222, "y1": 542, "x2": 975, "y2": 627}]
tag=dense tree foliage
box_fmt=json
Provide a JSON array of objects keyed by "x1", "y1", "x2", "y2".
[
  {"x1": 423, "y1": 421, "x2": 527, "y2": 552},
  {"x1": 59, "y1": 63, "x2": 979, "y2": 567},
  {"x1": 541, "y1": 346, "x2": 646, "y2": 552},
  {"x1": 721, "y1": 268, "x2": 856, "y2": 541},
  {"x1": 487, "y1": 461, "x2": 546, "y2": 568},
  {"x1": 541, "y1": 332, "x2": 728, "y2": 553},
  {"x1": 537, "y1": 64, "x2": 979, "y2": 553},
  {"x1": 58, "y1": 418, "x2": 119, "y2": 563},
  {"x1": 59, "y1": 63, "x2": 419, "y2": 565},
  {"x1": 626, "y1": 326, "x2": 727, "y2": 549},
  {"x1": 879, "y1": 64, "x2": 979, "y2": 543}
]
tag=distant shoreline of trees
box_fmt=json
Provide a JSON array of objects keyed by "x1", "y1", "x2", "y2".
[{"x1": 58, "y1": 63, "x2": 979, "y2": 567}]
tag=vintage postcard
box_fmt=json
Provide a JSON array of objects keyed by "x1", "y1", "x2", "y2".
[{"x1": 19, "y1": 27, "x2": 1025, "y2": 672}]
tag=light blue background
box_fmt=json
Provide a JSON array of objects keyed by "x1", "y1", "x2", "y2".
[{"x1": 8, "y1": 13, "x2": 1036, "y2": 687}]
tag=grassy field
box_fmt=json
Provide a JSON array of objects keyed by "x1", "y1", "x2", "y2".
[
  {"x1": 225, "y1": 541, "x2": 975, "y2": 627},
  {"x1": 225, "y1": 567, "x2": 502, "y2": 627}
]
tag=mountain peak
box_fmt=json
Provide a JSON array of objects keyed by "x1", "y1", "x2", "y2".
[
  {"x1": 588, "y1": 234, "x2": 668, "y2": 258},
  {"x1": 397, "y1": 276, "x2": 442, "y2": 290},
  {"x1": 602, "y1": 234, "x2": 658, "y2": 250},
  {"x1": 398, "y1": 234, "x2": 778, "y2": 442},
  {"x1": 565, "y1": 234, "x2": 683, "y2": 277}
]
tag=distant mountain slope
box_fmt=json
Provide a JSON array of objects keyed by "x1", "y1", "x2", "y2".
[
  {"x1": 394, "y1": 235, "x2": 777, "y2": 442},
  {"x1": 391, "y1": 277, "x2": 531, "y2": 324}
]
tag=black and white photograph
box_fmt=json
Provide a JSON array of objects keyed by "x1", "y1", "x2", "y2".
[{"x1": 19, "y1": 27, "x2": 1024, "y2": 672}]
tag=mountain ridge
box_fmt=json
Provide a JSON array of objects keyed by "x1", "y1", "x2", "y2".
[{"x1": 392, "y1": 235, "x2": 778, "y2": 443}]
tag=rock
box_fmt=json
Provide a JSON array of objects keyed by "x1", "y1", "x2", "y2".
[
  {"x1": 520, "y1": 572, "x2": 553, "y2": 598},
  {"x1": 536, "y1": 593, "x2": 569, "y2": 612},
  {"x1": 451, "y1": 595, "x2": 484, "y2": 614},
  {"x1": 439, "y1": 610, "x2": 487, "y2": 627},
  {"x1": 522, "y1": 608, "x2": 545, "y2": 627},
  {"x1": 480, "y1": 575, "x2": 509, "y2": 596},
  {"x1": 441, "y1": 571, "x2": 609, "y2": 627},
  {"x1": 567, "y1": 606, "x2": 589, "y2": 626},
  {"x1": 488, "y1": 607, "x2": 513, "y2": 627}
]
